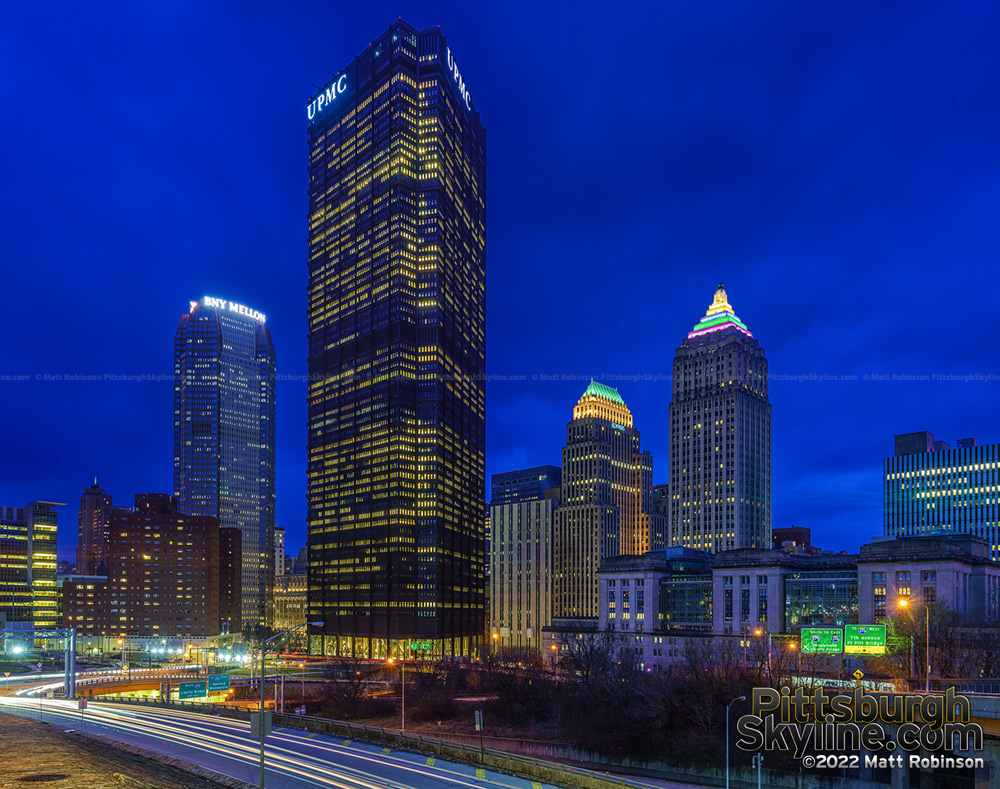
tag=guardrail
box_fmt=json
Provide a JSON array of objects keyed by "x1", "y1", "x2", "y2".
[{"x1": 98, "y1": 697, "x2": 882, "y2": 789}]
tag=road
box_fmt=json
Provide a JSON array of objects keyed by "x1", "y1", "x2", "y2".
[{"x1": 0, "y1": 696, "x2": 614, "y2": 789}]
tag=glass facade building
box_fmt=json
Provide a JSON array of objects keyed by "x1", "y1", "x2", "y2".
[
  {"x1": 491, "y1": 466, "x2": 561, "y2": 506},
  {"x1": 669, "y1": 284, "x2": 771, "y2": 552},
  {"x1": 0, "y1": 502, "x2": 60, "y2": 630},
  {"x1": 173, "y1": 297, "x2": 276, "y2": 628},
  {"x1": 306, "y1": 20, "x2": 486, "y2": 658},
  {"x1": 783, "y1": 568, "x2": 859, "y2": 628},
  {"x1": 884, "y1": 432, "x2": 1000, "y2": 559}
]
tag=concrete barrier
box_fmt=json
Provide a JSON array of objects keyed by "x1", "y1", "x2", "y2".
[{"x1": 98, "y1": 698, "x2": 891, "y2": 789}]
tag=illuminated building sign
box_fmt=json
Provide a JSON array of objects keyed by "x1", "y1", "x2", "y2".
[
  {"x1": 445, "y1": 48, "x2": 472, "y2": 111},
  {"x1": 306, "y1": 74, "x2": 348, "y2": 121},
  {"x1": 195, "y1": 297, "x2": 267, "y2": 324}
]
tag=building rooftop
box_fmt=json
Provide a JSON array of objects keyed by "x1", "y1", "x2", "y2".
[
  {"x1": 687, "y1": 283, "x2": 753, "y2": 340},
  {"x1": 580, "y1": 380, "x2": 625, "y2": 405}
]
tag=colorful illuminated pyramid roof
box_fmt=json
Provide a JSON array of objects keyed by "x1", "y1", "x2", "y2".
[{"x1": 687, "y1": 283, "x2": 753, "y2": 340}]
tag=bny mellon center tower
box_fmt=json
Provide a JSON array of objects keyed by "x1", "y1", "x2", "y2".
[
  {"x1": 306, "y1": 20, "x2": 486, "y2": 658},
  {"x1": 174, "y1": 297, "x2": 276, "y2": 628}
]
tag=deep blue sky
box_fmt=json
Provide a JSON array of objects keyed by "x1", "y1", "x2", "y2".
[{"x1": 3, "y1": 2, "x2": 999, "y2": 562}]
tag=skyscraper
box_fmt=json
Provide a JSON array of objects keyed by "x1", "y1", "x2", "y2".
[
  {"x1": 490, "y1": 466, "x2": 561, "y2": 651},
  {"x1": 173, "y1": 296, "x2": 276, "y2": 628},
  {"x1": 77, "y1": 479, "x2": 127, "y2": 576},
  {"x1": 669, "y1": 284, "x2": 771, "y2": 552},
  {"x1": 0, "y1": 502, "x2": 61, "y2": 629},
  {"x1": 306, "y1": 20, "x2": 487, "y2": 659},
  {"x1": 552, "y1": 383, "x2": 663, "y2": 620},
  {"x1": 884, "y1": 431, "x2": 1000, "y2": 558}
]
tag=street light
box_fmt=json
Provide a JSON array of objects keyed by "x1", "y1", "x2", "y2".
[
  {"x1": 387, "y1": 657, "x2": 405, "y2": 731},
  {"x1": 257, "y1": 622, "x2": 323, "y2": 789},
  {"x1": 899, "y1": 598, "x2": 930, "y2": 693},
  {"x1": 726, "y1": 695, "x2": 746, "y2": 789}
]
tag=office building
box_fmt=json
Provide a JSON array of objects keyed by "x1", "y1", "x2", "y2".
[
  {"x1": 489, "y1": 466, "x2": 561, "y2": 651},
  {"x1": 0, "y1": 502, "x2": 61, "y2": 630},
  {"x1": 859, "y1": 533, "x2": 1000, "y2": 624},
  {"x1": 77, "y1": 479, "x2": 128, "y2": 575},
  {"x1": 306, "y1": 20, "x2": 487, "y2": 658},
  {"x1": 275, "y1": 526, "x2": 286, "y2": 577},
  {"x1": 552, "y1": 382, "x2": 664, "y2": 621},
  {"x1": 274, "y1": 572, "x2": 308, "y2": 634},
  {"x1": 62, "y1": 494, "x2": 241, "y2": 638},
  {"x1": 884, "y1": 431, "x2": 1000, "y2": 558},
  {"x1": 669, "y1": 284, "x2": 771, "y2": 552},
  {"x1": 174, "y1": 296, "x2": 276, "y2": 628}
]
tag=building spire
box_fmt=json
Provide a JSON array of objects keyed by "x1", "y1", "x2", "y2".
[{"x1": 687, "y1": 283, "x2": 753, "y2": 339}]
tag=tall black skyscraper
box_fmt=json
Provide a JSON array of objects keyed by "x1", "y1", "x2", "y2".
[
  {"x1": 306, "y1": 20, "x2": 486, "y2": 659},
  {"x1": 174, "y1": 296, "x2": 276, "y2": 628}
]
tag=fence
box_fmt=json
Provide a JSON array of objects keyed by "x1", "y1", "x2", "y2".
[{"x1": 98, "y1": 697, "x2": 888, "y2": 789}]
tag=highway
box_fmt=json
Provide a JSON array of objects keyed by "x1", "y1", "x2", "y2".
[{"x1": 0, "y1": 696, "x2": 573, "y2": 789}]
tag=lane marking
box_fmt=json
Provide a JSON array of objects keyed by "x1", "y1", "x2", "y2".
[
  {"x1": 381, "y1": 746, "x2": 391, "y2": 755},
  {"x1": 477, "y1": 768, "x2": 486, "y2": 778},
  {"x1": 426, "y1": 757, "x2": 435, "y2": 766}
]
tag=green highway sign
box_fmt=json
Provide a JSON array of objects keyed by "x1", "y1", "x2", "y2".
[
  {"x1": 844, "y1": 625, "x2": 887, "y2": 655},
  {"x1": 207, "y1": 674, "x2": 230, "y2": 692},
  {"x1": 178, "y1": 681, "x2": 207, "y2": 700},
  {"x1": 800, "y1": 628, "x2": 843, "y2": 654},
  {"x1": 410, "y1": 641, "x2": 433, "y2": 651}
]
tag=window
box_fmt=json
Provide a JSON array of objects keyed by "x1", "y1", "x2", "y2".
[
  {"x1": 741, "y1": 589, "x2": 750, "y2": 622},
  {"x1": 872, "y1": 572, "x2": 886, "y2": 584},
  {"x1": 724, "y1": 589, "x2": 733, "y2": 621},
  {"x1": 757, "y1": 575, "x2": 767, "y2": 585},
  {"x1": 921, "y1": 571, "x2": 936, "y2": 583},
  {"x1": 896, "y1": 571, "x2": 911, "y2": 584},
  {"x1": 923, "y1": 587, "x2": 936, "y2": 604},
  {"x1": 741, "y1": 575, "x2": 751, "y2": 585},
  {"x1": 874, "y1": 585, "x2": 886, "y2": 623},
  {"x1": 758, "y1": 587, "x2": 768, "y2": 622},
  {"x1": 898, "y1": 587, "x2": 911, "y2": 598},
  {"x1": 724, "y1": 576, "x2": 733, "y2": 586}
]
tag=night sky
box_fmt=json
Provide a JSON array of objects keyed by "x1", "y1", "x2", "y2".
[{"x1": 4, "y1": 2, "x2": 999, "y2": 562}]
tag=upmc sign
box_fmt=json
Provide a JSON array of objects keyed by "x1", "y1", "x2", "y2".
[
  {"x1": 444, "y1": 47, "x2": 472, "y2": 111},
  {"x1": 307, "y1": 74, "x2": 348, "y2": 121}
]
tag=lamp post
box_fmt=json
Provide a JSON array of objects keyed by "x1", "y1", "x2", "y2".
[
  {"x1": 387, "y1": 657, "x2": 405, "y2": 730},
  {"x1": 258, "y1": 622, "x2": 323, "y2": 789},
  {"x1": 726, "y1": 695, "x2": 745, "y2": 789},
  {"x1": 899, "y1": 598, "x2": 930, "y2": 692}
]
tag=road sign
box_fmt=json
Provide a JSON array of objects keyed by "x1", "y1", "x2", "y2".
[
  {"x1": 250, "y1": 711, "x2": 272, "y2": 738},
  {"x1": 178, "y1": 681, "x2": 207, "y2": 700},
  {"x1": 475, "y1": 710, "x2": 483, "y2": 731},
  {"x1": 800, "y1": 628, "x2": 843, "y2": 654},
  {"x1": 3, "y1": 672, "x2": 10, "y2": 678},
  {"x1": 207, "y1": 673, "x2": 230, "y2": 692},
  {"x1": 78, "y1": 698, "x2": 88, "y2": 711},
  {"x1": 122, "y1": 663, "x2": 129, "y2": 671},
  {"x1": 853, "y1": 669, "x2": 865, "y2": 681},
  {"x1": 844, "y1": 625, "x2": 887, "y2": 655}
]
